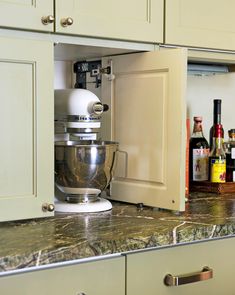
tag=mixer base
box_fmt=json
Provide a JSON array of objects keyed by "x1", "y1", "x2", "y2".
[{"x1": 54, "y1": 197, "x2": 112, "y2": 213}]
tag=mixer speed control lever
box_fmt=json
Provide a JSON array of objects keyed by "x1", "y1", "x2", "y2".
[{"x1": 103, "y1": 104, "x2": 109, "y2": 112}]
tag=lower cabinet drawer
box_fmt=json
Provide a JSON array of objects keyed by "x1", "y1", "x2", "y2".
[
  {"x1": 127, "y1": 237, "x2": 235, "y2": 295},
  {"x1": 1, "y1": 256, "x2": 125, "y2": 295}
]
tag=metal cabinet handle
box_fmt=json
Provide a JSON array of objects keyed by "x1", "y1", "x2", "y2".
[
  {"x1": 61, "y1": 17, "x2": 74, "y2": 27},
  {"x1": 41, "y1": 15, "x2": 54, "y2": 25},
  {"x1": 164, "y1": 266, "x2": 213, "y2": 287}
]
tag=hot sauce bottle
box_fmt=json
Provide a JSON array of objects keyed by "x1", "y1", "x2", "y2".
[{"x1": 189, "y1": 117, "x2": 209, "y2": 182}]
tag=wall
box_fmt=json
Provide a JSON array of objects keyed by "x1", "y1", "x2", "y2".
[
  {"x1": 187, "y1": 72, "x2": 235, "y2": 142},
  {"x1": 54, "y1": 61, "x2": 73, "y2": 89}
]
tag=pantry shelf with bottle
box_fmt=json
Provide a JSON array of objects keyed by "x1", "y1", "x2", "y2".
[{"x1": 188, "y1": 86, "x2": 235, "y2": 194}]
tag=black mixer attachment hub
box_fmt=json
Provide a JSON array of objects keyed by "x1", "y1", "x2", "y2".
[{"x1": 73, "y1": 60, "x2": 111, "y2": 89}]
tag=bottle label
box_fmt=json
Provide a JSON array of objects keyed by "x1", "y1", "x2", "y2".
[
  {"x1": 192, "y1": 149, "x2": 209, "y2": 181},
  {"x1": 232, "y1": 147, "x2": 235, "y2": 159},
  {"x1": 210, "y1": 159, "x2": 226, "y2": 182}
]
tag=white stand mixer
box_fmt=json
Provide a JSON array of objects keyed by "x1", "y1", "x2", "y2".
[{"x1": 54, "y1": 89, "x2": 118, "y2": 213}]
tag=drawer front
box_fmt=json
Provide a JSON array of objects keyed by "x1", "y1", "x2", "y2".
[
  {"x1": 1, "y1": 257, "x2": 125, "y2": 295},
  {"x1": 127, "y1": 238, "x2": 235, "y2": 295}
]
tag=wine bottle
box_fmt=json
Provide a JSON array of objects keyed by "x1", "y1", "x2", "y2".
[
  {"x1": 189, "y1": 117, "x2": 209, "y2": 182},
  {"x1": 209, "y1": 99, "x2": 224, "y2": 148},
  {"x1": 209, "y1": 124, "x2": 226, "y2": 182}
]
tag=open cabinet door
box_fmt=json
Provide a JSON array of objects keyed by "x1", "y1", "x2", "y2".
[{"x1": 102, "y1": 48, "x2": 187, "y2": 211}]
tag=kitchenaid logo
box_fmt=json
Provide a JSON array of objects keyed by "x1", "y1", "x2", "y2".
[{"x1": 68, "y1": 115, "x2": 101, "y2": 122}]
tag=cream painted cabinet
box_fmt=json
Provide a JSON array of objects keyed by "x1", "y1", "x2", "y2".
[
  {"x1": 0, "y1": 257, "x2": 125, "y2": 295},
  {"x1": 0, "y1": 0, "x2": 53, "y2": 32},
  {"x1": 127, "y1": 238, "x2": 235, "y2": 295},
  {"x1": 165, "y1": 0, "x2": 235, "y2": 51},
  {"x1": 55, "y1": 0, "x2": 163, "y2": 43},
  {"x1": 102, "y1": 48, "x2": 187, "y2": 211},
  {"x1": 0, "y1": 36, "x2": 54, "y2": 221}
]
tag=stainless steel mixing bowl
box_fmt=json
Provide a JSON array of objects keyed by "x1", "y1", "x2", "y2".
[{"x1": 55, "y1": 140, "x2": 119, "y2": 202}]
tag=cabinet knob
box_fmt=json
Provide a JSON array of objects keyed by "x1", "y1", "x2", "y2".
[
  {"x1": 42, "y1": 203, "x2": 55, "y2": 212},
  {"x1": 41, "y1": 15, "x2": 55, "y2": 25},
  {"x1": 61, "y1": 17, "x2": 74, "y2": 27}
]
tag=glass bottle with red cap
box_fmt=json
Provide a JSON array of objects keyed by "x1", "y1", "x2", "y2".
[
  {"x1": 209, "y1": 123, "x2": 226, "y2": 182},
  {"x1": 209, "y1": 99, "x2": 224, "y2": 149}
]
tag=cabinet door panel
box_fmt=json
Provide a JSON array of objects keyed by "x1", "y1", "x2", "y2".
[
  {"x1": 0, "y1": 257, "x2": 125, "y2": 295},
  {"x1": 166, "y1": 0, "x2": 235, "y2": 51},
  {"x1": 0, "y1": 61, "x2": 34, "y2": 197},
  {"x1": 127, "y1": 238, "x2": 235, "y2": 295},
  {"x1": 0, "y1": 0, "x2": 53, "y2": 31},
  {"x1": 0, "y1": 36, "x2": 54, "y2": 221},
  {"x1": 102, "y1": 49, "x2": 187, "y2": 211},
  {"x1": 55, "y1": 0, "x2": 163, "y2": 43}
]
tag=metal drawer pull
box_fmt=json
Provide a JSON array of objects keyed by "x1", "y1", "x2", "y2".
[{"x1": 164, "y1": 266, "x2": 213, "y2": 286}]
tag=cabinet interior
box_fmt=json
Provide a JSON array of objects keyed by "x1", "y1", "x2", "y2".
[
  {"x1": 55, "y1": 43, "x2": 235, "y2": 144},
  {"x1": 54, "y1": 42, "x2": 141, "y2": 96},
  {"x1": 54, "y1": 42, "x2": 139, "y2": 141}
]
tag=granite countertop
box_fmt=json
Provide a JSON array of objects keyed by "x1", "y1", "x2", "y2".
[{"x1": 1, "y1": 192, "x2": 235, "y2": 274}]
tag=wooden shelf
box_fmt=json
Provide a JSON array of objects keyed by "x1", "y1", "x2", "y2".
[{"x1": 190, "y1": 181, "x2": 235, "y2": 194}]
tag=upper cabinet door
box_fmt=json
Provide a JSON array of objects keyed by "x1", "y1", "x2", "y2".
[
  {"x1": 55, "y1": 0, "x2": 163, "y2": 43},
  {"x1": 102, "y1": 48, "x2": 187, "y2": 211},
  {"x1": 166, "y1": 0, "x2": 235, "y2": 51},
  {"x1": 0, "y1": 0, "x2": 54, "y2": 31}
]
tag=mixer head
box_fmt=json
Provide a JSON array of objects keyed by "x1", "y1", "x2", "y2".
[{"x1": 54, "y1": 89, "x2": 108, "y2": 140}]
